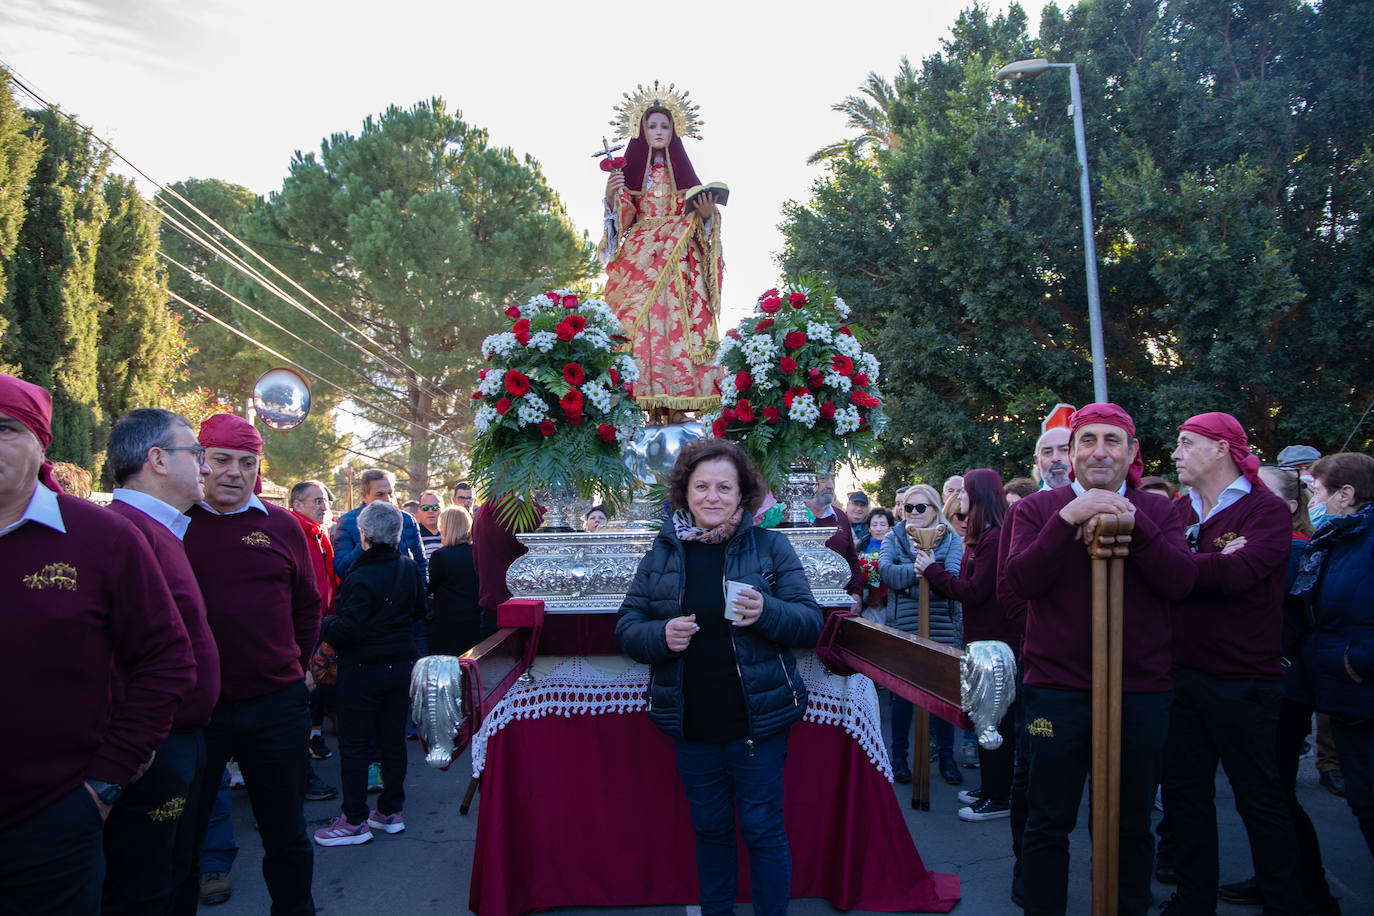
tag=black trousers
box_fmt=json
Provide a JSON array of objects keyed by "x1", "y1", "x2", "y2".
[
  {"x1": 1273, "y1": 699, "x2": 1337, "y2": 906},
  {"x1": 1163, "y1": 669, "x2": 1302, "y2": 916},
  {"x1": 1021, "y1": 685, "x2": 1171, "y2": 916},
  {"x1": 184, "y1": 681, "x2": 315, "y2": 916},
  {"x1": 336, "y1": 661, "x2": 411, "y2": 824},
  {"x1": 977, "y1": 692, "x2": 1021, "y2": 804},
  {"x1": 102, "y1": 728, "x2": 205, "y2": 915},
  {"x1": 0, "y1": 784, "x2": 104, "y2": 915}
]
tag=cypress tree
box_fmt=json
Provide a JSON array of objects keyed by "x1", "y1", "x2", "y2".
[{"x1": 0, "y1": 71, "x2": 43, "y2": 373}]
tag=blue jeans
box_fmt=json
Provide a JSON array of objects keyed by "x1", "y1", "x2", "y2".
[
  {"x1": 200, "y1": 768, "x2": 238, "y2": 875},
  {"x1": 674, "y1": 731, "x2": 792, "y2": 916},
  {"x1": 891, "y1": 696, "x2": 954, "y2": 762}
]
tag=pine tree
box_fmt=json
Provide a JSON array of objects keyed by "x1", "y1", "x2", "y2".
[{"x1": 0, "y1": 70, "x2": 43, "y2": 374}]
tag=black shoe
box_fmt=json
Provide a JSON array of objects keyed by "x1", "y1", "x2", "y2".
[
  {"x1": 892, "y1": 757, "x2": 913, "y2": 784},
  {"x1": 199, "y1": 871, "x2": 231, "y2": 906},
  {"x1": 940, "y1": 756, "x2": 963, "y2": 786},
  {"x1": 1155, "y1": 861, "x2": 1177, "y2": 885},
  {"x1": 1011, "y1": 871, "x2": 1024, "y2": 908},
  {"x1": 1218, "y1": 876, "x2": 1260, "y2": 905},
  {"x1": 1320, "y1": 770, "x2": 1346, "y2": 797},
  {"x1": 304, "y1": 774, "x2": 338, "y2": 802},
  {"x1": 1308, "y1": 897, "x2": 1343, "y2": 916},
  {"x1": 308, "y1": 734, "x2": 333, "y2": 760}
]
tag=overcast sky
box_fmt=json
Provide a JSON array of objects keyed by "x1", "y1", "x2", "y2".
[{"x1": 1, "y1": 0, "x2": 1034, "y2": 332}]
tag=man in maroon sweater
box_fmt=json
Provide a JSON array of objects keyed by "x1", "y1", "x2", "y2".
[
  {"x1": 1158, "y1": 413, "x2": 1305, "y2": 915},
  {"x1": 1003, "y1": 403, "x2": 1196, "y2": 916},
  {"x1": 472, "y1": 497, "x2": 544, "y2": 639},
  {"x1": 0, "y1": 375, "x2": 195, "y2": 914},
  {"x1": 103, "y1": 408, "x2": 223, "y2": 915},
  {"x1": 182, "y1": 413, "x2": 321, "y2": 915}
]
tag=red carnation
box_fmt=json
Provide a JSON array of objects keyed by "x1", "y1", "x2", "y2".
[
  {"x1": 755, "y1": 318, "x2": 774, "y2": 333},
  {"x1": 597, "y1": 423, "x2": 617, "y2": 443},
  {"x1": 759, "y1": 296, "x2": 782, "y2": 314},
  {"x1": 735, "y1": 370, "x2": 753, "y2": 392},
  {"x1": 562, "y1": 294, "x2": 579, "y2": 309},
  {"x1": 784, "y1": 332, "x2": 807, "y2": 349},
  {"x1": 566, "y1": 414, "x2": 583, "y2": 426},
  {"x1": 779, "y1": 356, "x2": 798, "y2": 374},
  {"x1": 555, "y1": 320, "x2": 576, "y2": 342},
  {"x1": 560, "y1": 389, "x2": 584, "y2": 416},
  {"x1": 470, "y1": 391, "x2": 482, "y2": 400},
  {"x1": 736, "y1": 399, "x2": 755, "y2": 423},
  {"x1": 480, "y1": 368, "x2": 489, "y2": 380},
  {"x1": 838, "y1": 325, "x2": 853, "y2": 336},
  {"x1": 504, "y1": 370, "x2": 530, "y2": 397},
  {"x1": 566, "y1": 314, "x2": 587, "y2": 332},
  {"x1": 853, "y1": 372, "x2": 870, "y2": 387},
  {"x1": 723, "y1": 408, "x2": 738, "y2": 421},
  {"x1": 783, "y1": 386, "x2": 807, "y2": 409},
  {"x1": 609, "y1": 368, "x2": 620, "y2": 386},
  {"x1": 512, "y1": 318, "x2": 530, "y2": 334},
  {"x1": 712, "y1": 416, "x2": 728, "y2": 438},
  {"x1": 599, "y1": 158, "x2": 615, "y2": 173},
  {"x1": 610, "y1": 333, "x2": 629, "y2": 344},
  {"x1": 763, "y1": 406, "x2": 781, "y2": 425},
  {"x1": 623, "y1": 382, "x2": 634, "y2": 397},
  {"x1": 505, "y1": 306, "x2": 521, "y2": 320},
  {"x1": 808, "y1": 368, "x2": 824, "y2": 388},
  {"x1": 850, "y1": 390, "x2": 881, "y2": 409},
  {"x1": 613, "y1": 156, "x2": 626, "y2": 169},
  {"x1": 545, "y1": 293, "x2": 559, "y2": 305},
  {"x1": 495, "y1": 398, "x2": 512, "y2": 415},
  {"x1": 788, "y1": 291, "x2": 808, "y2": 307},
  {"x1": 761, "y1": 287, "x2": 780, "y2": 299},
  {"x1": 563, "y1": 362, "x2": 585, "y2": 386},
  {"x1": 539, "y1": 419, "x2": 556, "y2": 436},
  {"x1": 820, "y1": 400, "x2": 837, "y2": 419},
  {"x1": 831, "y1": 355, "x2": 854, "y2": 376}
]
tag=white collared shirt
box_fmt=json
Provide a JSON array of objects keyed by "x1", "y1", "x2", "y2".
[
  {"x1": 1070, "y1": 479, "x2": 1127, "y2": 497},
  {"x1": 197, "y1": 493, "x2": 269, "y2": 517},
  {"x1": 113, "y1": 488, "x2": 190, "y2": 540},
  {"x1": 1189, "y1": 475, "x2": 1251, "y2": 524},
  {"x1": 0, "y1": 481, "x2": 65, "y2": 537}
]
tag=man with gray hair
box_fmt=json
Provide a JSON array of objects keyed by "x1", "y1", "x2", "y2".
[
  {"x1": 1034, "y1": 426, "x2": 1073, "y2": 489},
  {"x1": 332, "y1": 469, "x2": 427, "y2": 586},
  {"x1": 103, "y1": 408, "x2": 222, "y2": 914}
]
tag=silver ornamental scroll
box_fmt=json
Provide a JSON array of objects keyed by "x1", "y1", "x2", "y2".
[{"x1": 960, "y1": 640, "x2": 1018, "y2": 749}]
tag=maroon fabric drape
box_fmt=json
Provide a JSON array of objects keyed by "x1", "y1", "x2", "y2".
[{"x1": 470, "y1": 713, "x2": 960, "y2": 915}]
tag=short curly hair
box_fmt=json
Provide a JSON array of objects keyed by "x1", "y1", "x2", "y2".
[{"x1": 666, "y1": 438, "x2": 767, "y2": 514}]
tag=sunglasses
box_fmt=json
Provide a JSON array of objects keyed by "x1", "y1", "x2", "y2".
[
  {"x1": 418, "y1": 504, "x2": 441, "y2": 511},
  {"x1": 903, "y1": 502, "x2": 932, "y2": 515},
  {"x1": 951, "y1": 512, "x2": 968, "y2": 522}
]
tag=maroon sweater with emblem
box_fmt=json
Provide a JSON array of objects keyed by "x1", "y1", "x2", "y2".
[
  {"x1": 184, "y1": 502, "x2": 321, "y2": 702},
  {"x1": 925, "y1": 521, "x2": 1019, "y2": 648},
  {"x1": 109, "y1": 499, "x2": 221, "y2": 727},
  {"x1": 1, "y1": 494, "x2": 194, "y2": 828},
  {"x1": 1171, "y1": 488, "x2": 1291, "y2": 679},
  {"x1": 1004, "y1": 485, "x2": 1197, "y2": 692}
]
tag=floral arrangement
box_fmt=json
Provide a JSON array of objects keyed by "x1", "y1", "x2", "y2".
[
  {"x1": 858, "y1": 554, "x2": 882, "y2": 589},
  {"x1": 469, "y1": 289, "x2": 643, "y2": 521},
  {"x1": 704, "y1": 278, "x2": 887, "y2": 487}
]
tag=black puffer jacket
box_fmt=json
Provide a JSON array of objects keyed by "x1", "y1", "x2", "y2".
[
  {"x1": 615, "y1": 513, "x2": 823, "y2": 741},
  {"x1": 323, "y1": 544, "x2": 425, "y2": 667}
]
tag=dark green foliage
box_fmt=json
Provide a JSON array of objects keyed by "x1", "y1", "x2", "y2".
[
  {"x1": 783, "y1": 1, "x2": 1374, "y2": 487},
  {"x1": 0, "y1": 72, "x2": 42, "y2": 370}
]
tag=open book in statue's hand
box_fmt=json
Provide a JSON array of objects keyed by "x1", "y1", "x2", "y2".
[{"x1": 683, "y1": 181, "x2": 729, "y2": 209}]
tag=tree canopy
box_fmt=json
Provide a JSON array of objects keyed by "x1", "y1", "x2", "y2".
[{"x1": 782, "y1": 0, "x2": 1374, "y2": 492}]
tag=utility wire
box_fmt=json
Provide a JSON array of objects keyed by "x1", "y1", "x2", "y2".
[
  {"x1": 4, "y1": 67, "x2": 451, "y2": 403},
  {"x1": 1340, "y1": 395, "x2": 1374, "y2": 452}
]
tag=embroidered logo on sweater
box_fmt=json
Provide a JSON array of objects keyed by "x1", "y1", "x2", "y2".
[
  {"x1": 1028, "y1": 717, "x2": 1054, "y2": 738},
  {"x1": 23, "y1": 562, "x2": 78, "y2": 591},
  {"x1": 242, "y1": 531, "x2": 271, "y2": 548},
  {"x1": 1213, "y1": 531, "x2": 1239, "y2": 550},
  {"x1": 148, "y1": 796, "x2": 186, "y2": 822}
]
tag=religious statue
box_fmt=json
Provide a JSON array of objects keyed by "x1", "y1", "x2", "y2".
[{"x1": 599, "y1": 82, "x2": 725, "y2": 424}]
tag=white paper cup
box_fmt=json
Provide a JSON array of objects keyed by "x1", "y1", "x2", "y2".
[{"x1": 724, "y1": 579, "x2": 752, "y2": 622}]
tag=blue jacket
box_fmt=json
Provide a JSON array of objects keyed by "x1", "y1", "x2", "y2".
[
  {"x1": 333, "y1": 504, "x2": 427, "y2": 587},
  {"x1": 1295, "y1": 506, "x2": 1374, "y2": 719},
  {"x1": 615, "y1": 513, "x2": 823, "y2": 742},
  {"x1": 879, "y1": 523, "x2": 964, "y2": 648}
]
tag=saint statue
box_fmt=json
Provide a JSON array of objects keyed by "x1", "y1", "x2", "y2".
[{"x1": 600, "y1": 82, "x2": 724, "y2": 424}]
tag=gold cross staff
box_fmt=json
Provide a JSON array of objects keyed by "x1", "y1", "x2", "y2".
[{"x1": 590, "y1": 136, "x2": 624, "y2": 168}]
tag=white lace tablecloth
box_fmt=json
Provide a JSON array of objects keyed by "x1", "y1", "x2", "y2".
[{"x1": 469, "y1": 650, "x2": 891, "y2": 780}]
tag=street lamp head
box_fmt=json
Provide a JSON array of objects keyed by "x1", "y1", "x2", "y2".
[{"x1": 995, "y1": 58, "x2": 1051, "y2": 81}]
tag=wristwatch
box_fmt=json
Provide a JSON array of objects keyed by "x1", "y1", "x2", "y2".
[{"x1": 86, "y1": 779, "x2": 123, "y2": 806}]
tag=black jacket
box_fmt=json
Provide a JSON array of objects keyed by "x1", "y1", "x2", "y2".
[
  {"x1": 323, "y1": 544, "x2": 425, "y2": 667},
  {"x1": 615, "y1": 513, "x2": 823, "y2": 741}
]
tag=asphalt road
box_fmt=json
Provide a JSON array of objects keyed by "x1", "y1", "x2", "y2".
[{"x1": 207, "y1": 710, "x2": 1372, "y2": 915}]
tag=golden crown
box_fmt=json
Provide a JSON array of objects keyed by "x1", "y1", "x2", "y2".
[{"x1": 611, "y1": 81, "x2": 703, "y2": 142}]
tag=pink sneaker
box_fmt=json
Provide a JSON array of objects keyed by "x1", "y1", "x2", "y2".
[
  {"x1": 313, "y1": 815, "x2": 372, "y2": 846},
  {"x1": 366, "y1": 810, "x2": 405, "y2": 834}
]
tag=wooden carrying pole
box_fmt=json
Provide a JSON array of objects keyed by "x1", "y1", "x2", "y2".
[
  {"x1": 908, "y1": 523, "x2": 947, "y2": 812},
  {"x1": 1087, "y1": 513, "x2": 1132, "y2": 916}
]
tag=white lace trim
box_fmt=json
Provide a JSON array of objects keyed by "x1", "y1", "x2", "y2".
[{"x1": 470, "y1": 650, "x2": 892, "y2": 782}]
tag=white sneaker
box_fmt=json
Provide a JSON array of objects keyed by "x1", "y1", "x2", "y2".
[
  {"x1": 367, "y1": 810, "x2": 405, "y2": 834},
  {"x1": 313, "y1": 815, "x2": 372, "y2": 847},
  {"x1": 957, "y1": 787, "x2": 984, "y2": 805}
]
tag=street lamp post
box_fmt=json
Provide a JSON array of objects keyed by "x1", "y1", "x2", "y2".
[{"x1": 995, "y1": 58, "x2": 1108, "y2": 403}]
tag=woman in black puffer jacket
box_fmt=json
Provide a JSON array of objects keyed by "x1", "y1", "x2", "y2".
[
  {"x1": 616, "y1": 438, "x2": 822, "y2": 916},
  {"x1": 313, "y1": 500, "x2": 425, "y2": 847}
]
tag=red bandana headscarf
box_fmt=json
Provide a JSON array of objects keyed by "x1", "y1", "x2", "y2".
[
  {"x1": 1178, "y1": 412, "x2": 1262, "y2": 485},
  {"x1": 198, "y1": 413, "x2": 265, "y2": 494},
  {"x1": 1068, "y1": 402, "x2": 1144, "y2": 489},
  {"x1": 0, "y1": 373, "x2": 63, "y2": 493}
]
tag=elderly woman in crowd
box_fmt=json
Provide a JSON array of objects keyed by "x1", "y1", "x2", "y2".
[
  {"x1": 616, "y1": 438, "x2": 823, "y2": 916},
  {"x1": 880, "y1": 482, "x2": 964, "y2": 785},
  {"x1": 313, "y1": 501, "x2": 426, "y2": 847},
  {"x1": 427, "y1": 506, "x2": 481, "y2": 657},
  {"x1": 1293, "y1": 452, "x2": 1374, "y2": 858}
]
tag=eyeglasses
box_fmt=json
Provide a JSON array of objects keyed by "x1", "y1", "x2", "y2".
[
  {"x1": 159, "y1": 445, "x2": 206, "y2": 464},
  {"x1": 1184, "y1": 522, "x2": 1200, "y2": 553},
  {"x1": 903, "y1": 503, "x2": 932, "y2": 515},
  {"x1": 951, "y1": 512, "x2": 968, "y2": 522},
  {"x1": 418, "y1": 504, "x2": 441, "y2": 511}
]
